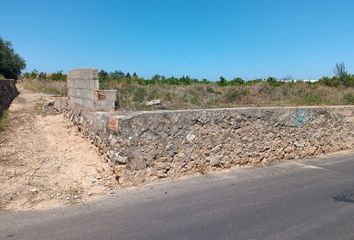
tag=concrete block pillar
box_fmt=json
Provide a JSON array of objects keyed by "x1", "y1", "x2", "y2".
[{"x1": 67, "y1": 68, "x2": 117, "y2": 112}]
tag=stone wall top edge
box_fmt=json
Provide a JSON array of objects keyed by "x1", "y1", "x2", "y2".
[
  {"x1": 110, "y1": 105, "x2": 354, "y2": 119},
  {"x1": 97, "y1": 90, "x2": 117, "y2": 93},
  {"x1": 73, "y1": 105, "x2": 354, "y2": 122}
]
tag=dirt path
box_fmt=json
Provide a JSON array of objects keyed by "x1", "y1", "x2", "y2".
[{"x1": 0, "y1": 86, "x2": 117, "y2": 210}]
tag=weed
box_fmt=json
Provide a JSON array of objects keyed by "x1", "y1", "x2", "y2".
[{"x1": 0, "y1": 110, "x2": 9, "y2": 131}]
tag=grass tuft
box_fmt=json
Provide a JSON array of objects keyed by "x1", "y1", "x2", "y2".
[{"x1": 0, "y1": 110, "x2": 9, "y2": 131}]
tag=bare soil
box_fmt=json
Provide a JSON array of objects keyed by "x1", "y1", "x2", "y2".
[{"x1": 0, "y1": 87, "x2": 117, "y2": 210}]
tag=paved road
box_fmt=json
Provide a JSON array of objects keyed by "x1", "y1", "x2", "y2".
[{"x1": 1, "y1": 153, "x2": 354, "y2": 240}]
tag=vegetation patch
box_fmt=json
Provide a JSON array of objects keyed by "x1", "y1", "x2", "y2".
[
  {"x1": 0, "y1": 110, "x2": 9, "y2": 131},
  {"x1": 20, "y1": 63, "x2": 354, "y2": 110}
]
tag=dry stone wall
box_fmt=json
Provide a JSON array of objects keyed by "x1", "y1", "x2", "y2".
[
  {"x1": 67, "y1": 106, "x2": 354, "y2": 185},
  {"x1": 67, "y1": 69, "x2": 116, "y2": 111},
  {"x1": 0, "y1": 80, "x2": 19, "y2": 117}
]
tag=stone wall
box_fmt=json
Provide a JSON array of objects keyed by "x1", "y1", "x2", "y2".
[
  {"x1": 67, "y1": 69, "x2": 116, "y2": 111},
  {"x1": 0, "y1": 80, "x2": 19, "y2": 116},
  {"x1": 67, "y1": 106, "x2": 354, "y2": 185}
]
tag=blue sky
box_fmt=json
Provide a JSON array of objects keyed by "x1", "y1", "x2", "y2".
[{"x1": 1, "y1": 0, "x2": 354, "y2": 80}]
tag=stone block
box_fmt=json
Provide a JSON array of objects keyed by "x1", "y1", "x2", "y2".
[
  {"x1": 94, "y1": 100, "x2": 115, "y2": 112},
  {"x1": 68, "y1": 79, "x2": 98, "y2": 90},
  {"x1": 68, "y1": 68, "x2": 98, "y2": 80},
  {"x1": 96, "y1": 90, "x2": 117, "y2": 101},
  {"x1": 68, "y1": 88, "x2": 96, "y2": 100}
]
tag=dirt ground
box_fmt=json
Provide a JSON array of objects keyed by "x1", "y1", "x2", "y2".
[{"x1": 0, "y1": 87, "x2": 117, "y2": 210}]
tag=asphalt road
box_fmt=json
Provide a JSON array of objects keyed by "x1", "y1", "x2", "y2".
[{"x1": 1, "y1": 153, "x2": 354, "y2": 240}]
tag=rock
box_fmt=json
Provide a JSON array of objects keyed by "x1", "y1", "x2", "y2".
[
  {"x1": 108, "y1": 151, "x2": 128, "y2": 164},
  {"x1": 145, "y1": 99, "x2": 161, "y2": 106},
  {"x1": 157, "y1": 170, "x2": 167, "y2": 178},
  {"x1": 284, "y1": 146, "x2": 294, "y2": 153},
  {"x1": 29, "y1": 188, "x2": 38, "y2": 193},
  {"x1": 186, "y1": 133, "x2": 196, "y2": 142}
]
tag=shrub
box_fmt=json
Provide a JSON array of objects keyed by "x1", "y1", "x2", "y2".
[
  {"x1": 50, "y1": 71, "x2": 67, "y2": 81},
  {"x1": 216, "y1": 76, "x2": 227, "y2": 86},
  {"x1": 206, "y1": 86, "x2": 216, "y2": 93},
  {"x1": 301, "y1": 93, "x2": 323, "y2": 105},
  {"x1": 229, "y1": 77, "x2": 245, "y2": 85},
  {"x1": 266, "y1": 77, "x2": 282, "y2": 87},
  {"x1": 225, "y1": 88, "x2": 248, "y2": 103},
  {"x1": 133, "y1": 88, "x2": 146, "y2": 102}
]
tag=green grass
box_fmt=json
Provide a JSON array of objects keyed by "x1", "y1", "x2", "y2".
[{"x1": 0, "y1": 110, "x2": 9, "y2": 131}]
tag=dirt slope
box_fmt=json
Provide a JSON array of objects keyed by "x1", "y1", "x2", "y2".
[{"x1": 0, "y1": 86, "x2": 116, "y2": 210}]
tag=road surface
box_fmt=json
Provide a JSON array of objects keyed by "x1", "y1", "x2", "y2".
[{"x1": 1, "y1": 153, "x2": 354, "y2": 240}]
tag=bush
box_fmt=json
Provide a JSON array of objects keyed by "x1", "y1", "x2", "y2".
[
  {"x1": 225, "y1": 88, "x2": 248, "y2": 103},
  {"x1": 0, "y1": 36, "x2": 26, "y2": 80},
  {"x1": 266, "y1": 77, "x2": 282, "y2": 87},
  {"x1": 302, "y1": 93, "x2": 323, "y2": 105},
  {"x1": 133, "y1": 88, "x2": 146, "y2": 102},
  {"x1": 50, "y1": 71, "x2": 67, "y2": 81},
  {"x1": 229, "y1": 77, "x2": 245, "y2": 85}
]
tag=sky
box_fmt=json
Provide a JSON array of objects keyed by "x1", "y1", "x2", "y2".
[{"x1": 1, "y1": 0, "x2": 354, "y2": 80}]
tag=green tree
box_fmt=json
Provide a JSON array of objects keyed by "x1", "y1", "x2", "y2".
[
  {"x1": 334, "y1": 62, "x2": 347, "y2": 78},
  {"x1": 110, "y1": 70, "x2": 125, "y2": 79},
  {"x1": 98, "y1": 70, "x2": 109, "y2": 81},
  {"x1": 50, "y1": 71, "x2": 66, "y2": 81},
  {"x1": 0, "y1": 36, "x2": 26, "y2": 79},
  {"x1": 229, "y1": 77, "x2": 245, "y2": 85},
  {"x1": 217, "y1": 76, "x2": 227, "y2": 86}
]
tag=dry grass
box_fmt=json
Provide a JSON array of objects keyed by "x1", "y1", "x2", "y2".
[
  {"x1": 106, "y1": 81, "x2": 354, "y2": 110},
  {"x1": 20, "y1": 79, "x2": 67, "y2": 96},
  {"x1": 21, "y1": 78, "x2": 354, "y2": 110}
]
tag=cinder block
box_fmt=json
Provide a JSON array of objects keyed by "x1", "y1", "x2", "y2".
[
  {"x1": 69, "y1": 89, "x2": 96, "y2": 100},
  {"x1": 96, "y1": 90, "x2": 117, "y2": 101},
  {"x1": 68, "y1": 68, "x2": 98, "y2": 80},
  {"x1": 69, "y1": 96, "x2": 83, "y2": 107},
  {"x1": 94, "y1": 100, "x2": 115, "y2": 112},
  {"x1": 82, "y1": 99, "x2": 94, "y2": 109},
  {"x1": 70, "y1": 79, "x2": 98, "y2": 90},
  {"x1": 66, "y1": 68, "x2": 117, "y2": 111}
]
